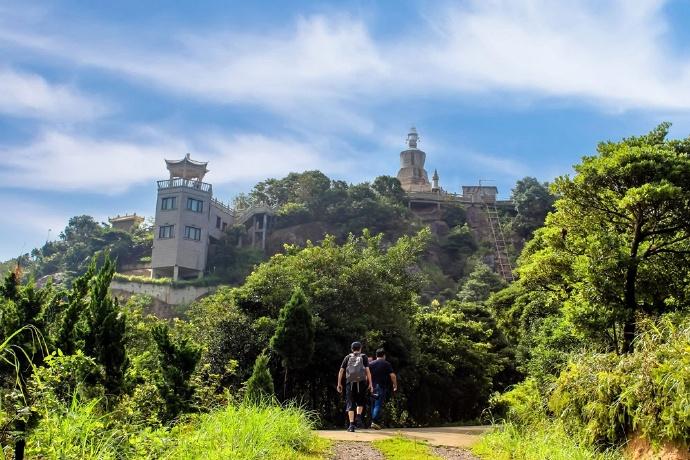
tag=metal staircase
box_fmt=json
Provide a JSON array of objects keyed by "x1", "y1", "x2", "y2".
[{"x1": 484, "y1": 203, "x2": 515, "y2": 282}]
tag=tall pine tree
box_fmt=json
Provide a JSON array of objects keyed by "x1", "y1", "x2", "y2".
[
  {"x1": 269, "y1": 288, "x2": 314, "y2": 399},
  {"x1": 152, "y1": 323, "x2": 201, "y2": 420},
  {"x1": 83, "y1": 254, "x2": 127, "y2": 395}
]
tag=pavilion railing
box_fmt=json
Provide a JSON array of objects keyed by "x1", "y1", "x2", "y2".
[{"x1": 157, "y1": 178, "x2": 212, "y2": 193}]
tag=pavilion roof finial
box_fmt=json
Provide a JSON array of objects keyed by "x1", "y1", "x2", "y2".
[{"x1": 165, "y1": 153, "x2": 209, "y2": 180}]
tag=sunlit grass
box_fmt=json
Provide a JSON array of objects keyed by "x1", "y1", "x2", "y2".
[
  {"x1": 28, "y1": 395, "x2": 124, "y2": 460},
  {"x1": 27, "y1": 400, "x2": 326, "y2": 460},
  {"x1": 473, "y1": 422, "x2": 623, "y2": 460},
  {"x1": 373, "y1": 435, "x2": 441, "y2": 460},
  {"x1": 162, "y1": 403, "x2": 323, "y2": 460}
]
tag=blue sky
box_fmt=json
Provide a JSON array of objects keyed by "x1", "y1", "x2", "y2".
[{"x1": 2, "y1": 0, "x2": 690, "y2": 260}]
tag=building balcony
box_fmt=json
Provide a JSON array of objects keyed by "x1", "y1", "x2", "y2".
[{"x1": 157, "y1": 178, "x2": 212, "y2": 193}]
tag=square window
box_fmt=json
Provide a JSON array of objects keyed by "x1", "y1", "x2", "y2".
[
  {"x1": 184, "y1": 226, "x2": 201, "y2": 241},
  {"x1": 158, "y1": 225, "x2": 174, "y2": 239},
  {"x1": 161, "y1": 197, "x2": 176, "y2": 210},
  {"x1": 187, "y1": 197, "x2": 203, "y2": 212}
]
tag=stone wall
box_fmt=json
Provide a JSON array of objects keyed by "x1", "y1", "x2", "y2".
[{"x1": 110, "y1": 279, "x2": 215, "y2": 318}]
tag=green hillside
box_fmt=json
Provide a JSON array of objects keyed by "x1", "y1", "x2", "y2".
[{"x1": 8, "y1": 125, "x2": 690, "y2": 458}]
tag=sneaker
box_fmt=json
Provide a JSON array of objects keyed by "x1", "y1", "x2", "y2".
[
  {"x1": 371, "y1": 422, "x2": 381, "y2": 430},
  {"x1": 347, "y1": 424, "x2": 356, "y2": 432},
  {"x1": 355, "y1": 415, "x2": 363, "y2": 428}
]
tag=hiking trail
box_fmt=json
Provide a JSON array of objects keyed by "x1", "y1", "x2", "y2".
[{"x1": 318, "y1": 425, "x2": 488, "y2": 459}]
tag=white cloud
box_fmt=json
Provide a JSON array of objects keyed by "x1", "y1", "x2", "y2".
[
  {"x1": 0, "y1": 67, "x2": 109, "y2": 120},
  {"x1": 0, "y1": 131, "x2": 178, "y2": 193},
  {"x1": 200, "y1": 133, "x2": 352, "y2": 183},
  {"x1": 0, "y1": 129, "x2": 351, "y2": 193},
  {"x1": 413, "y1": 0, "x2": 690, "y2": 110},
  {"x1": 1, "y1": 1, "x2": 689, "y2": 114},
  {"x1": 0, "y1": 15, "x2": 385, "y2": 128},
  {"x1": 0, "y1": 194, "x2": 71, "y2": 260}
]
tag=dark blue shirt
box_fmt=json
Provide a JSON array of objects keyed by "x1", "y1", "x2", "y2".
[{"x1": 369, "y1": 359, "x2": 394, "y2": 387}]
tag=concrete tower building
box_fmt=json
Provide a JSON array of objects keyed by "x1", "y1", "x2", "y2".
[
  {"x1": 151, "y1": 154, "x2": 216, "y2": 280},
  {"x1": 397, "y1": 127, "x2": 432, "y2": 192},
  {"x1": 151, "y1": 154, "x2": 273, "y2": 280}
]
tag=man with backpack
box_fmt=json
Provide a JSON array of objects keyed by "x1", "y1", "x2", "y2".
[
  {"x1": 337, "y1": 341, "x2": 373, "y2": 432},
  {"x1": 368, "y1": 348, "x2": 397, "y2": 430}
]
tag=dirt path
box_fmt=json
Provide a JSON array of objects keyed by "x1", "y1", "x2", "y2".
[
  {"x1": 319, "y1": 426, "x2": 487, "y2": 459},
  {"x1": 317, "y1": 425, "x2": 489, "y2": 449},
  {"x1": 432, "y1": 446, "x2": 480, "y2": 460},
  {"x1": 330, "y1": 441, "x2": 385, "y2": 460}
]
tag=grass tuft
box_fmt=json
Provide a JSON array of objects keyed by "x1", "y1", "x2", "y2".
[
  {"x1": 163, "y1": 403, "x2": 322, "y2": 459},
  {"x1": 27, "y1": 399, "x2": 326, "y2": 460},
  {"x1": 473, "y1": 422, "x2": 624, "y2": 460},
  {"x1": 373, "y1": 435, "x2": 442, "y2": 459}
]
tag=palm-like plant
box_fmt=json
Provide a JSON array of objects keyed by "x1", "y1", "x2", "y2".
[{"x1": 1, "y1": 325, "x2": 46, "y2": 460}]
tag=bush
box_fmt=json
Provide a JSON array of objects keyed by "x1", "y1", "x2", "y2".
[
  {"x1": 474, "y1": 421, "x2": 623, "y2": 460},
  {"x1": 29, "y1": 350, "x2": 105, "y2": 411},
  {"x1": 489, "y1": 378, "x2": 545, "y2": 426},
  {"x1": 275, "y1": 202, "x2": 312, "y2": 229},
  {"x1": 244, "y1": 354, "x2": 275, "y2": 403},
  {"x1": 549, "y1": 315, "x2": 690, "y2": 447}
]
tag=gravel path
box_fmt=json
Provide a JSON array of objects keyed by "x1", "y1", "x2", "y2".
[
  {"x1": 330, "y1": 441, "x2": 385, "y2": 460},
  {"x1": 431, "y1": 445, "x2": 480, "y2": 460}
]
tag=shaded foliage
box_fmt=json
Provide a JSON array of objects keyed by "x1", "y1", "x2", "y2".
[{"x1": 244, "y1": 354, "x2": 275, "y2": 403}]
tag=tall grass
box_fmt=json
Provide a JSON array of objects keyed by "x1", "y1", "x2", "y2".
[
  {"x1": 0, "y1": 325, "x2": 46, "y2": 395},
  {"x1": 164, "y1": 403, "x2": 322, "y2": 460},
  {"x1": 27, "y1": 395, "x2": 125, "y2": 460},
  {"x1": 473, "y1": 421, "x2": 624, "y2": 460},
  {"x1": 1, "y1": 325, "x2": 46, "y2": 456},
  {"x1": 25, "y1": 399, "x2": 325, "y2": 460}
]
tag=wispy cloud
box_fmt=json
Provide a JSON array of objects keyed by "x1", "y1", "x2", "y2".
[
  {"x1": 415, "y1": 0, "x2": 690, "y2": 110},
  {"x1": 1, "y1": 1, "x2": 688, "y2": 114},
  {"x1": 200, "y1": 133, "x2": 352, "y2": 183},
  {"x1": 0, "y1": 15, "x2": 385, "y2": 132},
  {"x1": 0, "y1": 67, "x2": 110, "y2": 121},
  {"x1": 0, "y1": 131, "x2": 178, "y2": 193},
  {"x1": 0, "y1": 129, "x2": 351, "y2": 193}
]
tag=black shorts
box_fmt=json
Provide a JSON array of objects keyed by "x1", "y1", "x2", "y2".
[{"x1": 345, "y1": 381, "x2": 368, "y2": 411}]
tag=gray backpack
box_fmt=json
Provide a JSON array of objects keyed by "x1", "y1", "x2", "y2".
[{"x1": 345, "y1": 352, "x2": 367, "y2": 383}]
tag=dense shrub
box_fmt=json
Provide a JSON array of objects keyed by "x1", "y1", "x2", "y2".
[
  {"x1": 488, "y1": 315, "x2": 690, "y2": 454},
  {"x1": 474, "y1": 421, "x2": 623, "y2": 460},
  {"x1": 549, "y1": 315, "x2": 690, "y2": 447}
]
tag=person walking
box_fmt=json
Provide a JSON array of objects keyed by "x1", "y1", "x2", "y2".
[
  {"x1": 337, "y1": 341, "x2": 373, "y2": 432},
  {"x1": 368, "y1": 348, "x2": 397, "y2": 430}
]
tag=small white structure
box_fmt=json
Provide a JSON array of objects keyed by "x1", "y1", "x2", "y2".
[
  {"x1": 461, "y1": 186, "x2": 498, "y2": 204},
  {"x1": 108, "y1": 213, "x2": 144, "y2": 232}
]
